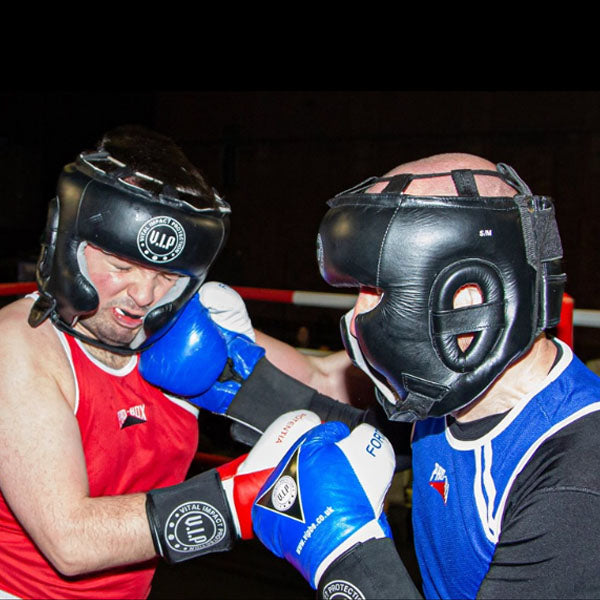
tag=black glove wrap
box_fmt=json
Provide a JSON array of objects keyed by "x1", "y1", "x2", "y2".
[{"x1": 146, "y1": 469, "x2": 235, "y2": 564}]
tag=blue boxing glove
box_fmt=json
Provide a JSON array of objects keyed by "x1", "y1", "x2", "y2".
[
  {"x1": 139, "y1": 292, "x2": 229, "y2": 397},
  {"x1": 140, "y1": 282, "x2": 265, "y2": 416},
  {"x1": 252, "y1": 421, "x2": 396, "y2": 589},
  {"x1": 142, "y1": 282, "x2": 370, "y2": 445},
  {"x1": 192, "y1": 282, "x2": 265, "y2": 414}
]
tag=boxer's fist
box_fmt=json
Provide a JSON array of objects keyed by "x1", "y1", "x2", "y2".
[
  {"x1": 252, "y1": 422, "x2": 395, "y2": 589},
  {"x1": 189, "y1": 325, "x2": 265, "y2": 415},
  {"x1": 146, "y1": 410, "x2": 321, "y2": 563},
  {"x1": 140, "y1": 284, "x2": 265, "y2": 415},
  {"x1": 140, "y1": 293, "x2": 228, "y2": 397},
  {"x1": 189, "y1": 281, "x2": 265, "y2": 414}
]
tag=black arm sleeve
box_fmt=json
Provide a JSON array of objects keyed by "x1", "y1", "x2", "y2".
[
  {"x1": 226, "y1": 357, "x2": 368, "y2": 445},
  {"x1": 226, "y1": 358, "x2": 415, "y2": 470},
  {"x1": 318, "y1": 538, "x2": 422, "y2": 599}
]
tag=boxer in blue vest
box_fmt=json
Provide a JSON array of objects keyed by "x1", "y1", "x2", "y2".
[
  {"x1": 139, "y1": 152, "x2": 600, "y2": 598},
  {"x1": 249, "y1": 153, "x2": 600, "y2": 599}
]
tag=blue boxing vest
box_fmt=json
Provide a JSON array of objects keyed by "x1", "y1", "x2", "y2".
[{"x1": 411, "y1": 340, "x2": 600, "y2": 599}]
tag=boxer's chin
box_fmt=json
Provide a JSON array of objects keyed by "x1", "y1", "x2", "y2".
[{"x1": 77, "y1": 310, "x2": 141, "y2": 348}]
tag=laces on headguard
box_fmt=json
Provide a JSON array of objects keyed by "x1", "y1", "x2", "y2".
[{"x1": 77, "y1": 151, "x2": 231, "y2": 215}]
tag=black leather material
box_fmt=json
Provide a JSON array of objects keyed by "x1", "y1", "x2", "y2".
[
  {"x1": 317, "y1": 165, "x2": 566, "y2": 420},
  {"x1": 29, "y1": 155, "x2": 230, "y2": 354}
]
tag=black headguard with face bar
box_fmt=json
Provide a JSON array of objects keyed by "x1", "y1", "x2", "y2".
[
  {"x1": 29, "y1": 150, "x2": 230, "y2": 354},
  {"x1": 318, "y1": 164, "x2": 566, "y2": 421}
]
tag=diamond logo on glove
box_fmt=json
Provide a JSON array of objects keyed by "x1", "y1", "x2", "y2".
[{"x1": 256, "y1": 446, "x2": 305, "y2": 522}]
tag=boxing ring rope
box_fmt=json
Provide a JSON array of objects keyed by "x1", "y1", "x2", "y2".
[{"x1": 1, "y1": 283, "x2": 598, "y2": 339}]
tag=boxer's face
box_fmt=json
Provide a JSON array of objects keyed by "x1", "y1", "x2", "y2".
[
  {"x1": 350, "y1": 284, "x2": 483, "y2": 351},
  {"x1": 77, "y1": 244, "x2": 181, "y2": 347}
]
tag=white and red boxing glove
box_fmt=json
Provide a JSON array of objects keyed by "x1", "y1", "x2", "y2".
[
  {"x1": 216, "y1": 409, "x2": 320, "y2": 539},
  {"x1": 146, "y1": 410, "x2": 321, "y2": 563}
]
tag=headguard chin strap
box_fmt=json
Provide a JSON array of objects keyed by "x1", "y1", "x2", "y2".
[
  {"x1": 29, "y1": 150, "x2": 230, "y2": 355},
  {"x1": 318, "y1": 163, "x2": 566, "y2": 421}
]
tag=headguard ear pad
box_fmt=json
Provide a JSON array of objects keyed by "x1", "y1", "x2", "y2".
[
  {"x1": 30, "y1": 158, "x2": 230, "y2": 354},
  {"x1": 318, "y1": 169, "x2": 565, "y2": 421}
]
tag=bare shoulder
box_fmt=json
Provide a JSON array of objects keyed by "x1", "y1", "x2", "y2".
[
  {"x1": 0, "y1": 298, "x2": 75, "y2": 410},
  {"x1": 0, "y1": 298, "x2": 63, "y2": 356}
]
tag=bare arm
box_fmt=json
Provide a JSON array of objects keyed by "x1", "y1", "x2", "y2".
[
  {"x1": 254, "y1": 330, "x2": 375, "y2": 407},
  {"x1": 0, "y1": 302, "x2": 155, "y2": 576}
]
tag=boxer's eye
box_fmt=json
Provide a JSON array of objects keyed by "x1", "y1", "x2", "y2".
[
  {"x1": 108, "y1": 258, "x2": 132, "y2": 272},
  {"x1": 160, "y1": 272, "x2": 181, "y2": 283}
]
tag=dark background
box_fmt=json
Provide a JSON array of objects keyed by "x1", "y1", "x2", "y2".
[
  {"x1": 0, "y1": 91, "x2": 597, "y2": 598},
  {"x1": 1, "y1": 90, "x2": 598, "y2": 359}
]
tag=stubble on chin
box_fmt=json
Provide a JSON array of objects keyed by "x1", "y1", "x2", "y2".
[{"x1": 76, "y1": 309, "x2": 140, "y2": 347}]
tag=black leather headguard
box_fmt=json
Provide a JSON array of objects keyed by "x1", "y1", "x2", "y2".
[
  {"x1": 318, "y1": 164, "x2": 566, "y2": 421},
  {"x1": 29, "y1": 151, "x2": 230, "y2": 354}
]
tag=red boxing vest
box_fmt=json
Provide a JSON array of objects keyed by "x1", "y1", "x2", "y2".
[{"x1": 0, "y1": 329, "x2": 199, "y2": 599}]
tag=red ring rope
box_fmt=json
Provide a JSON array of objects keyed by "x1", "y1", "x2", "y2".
[{"x1": 0, "y1": 282, "x2": 582, "y2": 349}]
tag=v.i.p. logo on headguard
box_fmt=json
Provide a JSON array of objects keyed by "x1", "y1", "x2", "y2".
[{"x1": 137, "y1": 216, "x2": 186, "y2": 263}]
